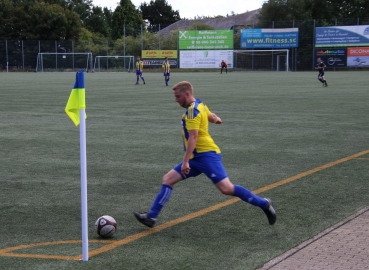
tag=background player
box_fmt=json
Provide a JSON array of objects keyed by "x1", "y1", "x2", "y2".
[
  {"x1": 220, "y1": 60, "x2": 228, "y2": 74},
  {"x1": 134, "y1": 81, "x2": 276, "y2": 228},
  {"x1": 315, "y1": 57, "x2": 328, "y2": 87},
  {"x1": 162, "y1": 57, "x2": 170, "y2": 86},
  {"x1": 135, "y1": 57, "x2": 145, "y2": 85}
]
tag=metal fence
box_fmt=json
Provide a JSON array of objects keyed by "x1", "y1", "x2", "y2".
[{"x1": 1, "y1": 17, "x2": 368, "y2": 72}]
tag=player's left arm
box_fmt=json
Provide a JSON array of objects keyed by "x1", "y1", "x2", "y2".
[
  {"x1": 208, "y1": 113, "x2": 222, "y2": 124},
  {"x1": 204, "y1": 105, "x2": 222, "y2": 124}
]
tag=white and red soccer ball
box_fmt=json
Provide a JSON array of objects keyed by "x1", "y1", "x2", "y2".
[{"x1": 95, "y1": 215, "x2": 117, "y2": 238}]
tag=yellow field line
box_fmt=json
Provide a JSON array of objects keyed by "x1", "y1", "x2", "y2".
[
  {"x1": 87, "y1": 149, "x2": 369, "y2": 258},
  {"x1": 1, "y1": 149, "x2": 368, "y2": 260}
]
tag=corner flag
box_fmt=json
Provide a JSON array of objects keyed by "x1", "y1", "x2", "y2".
[
  {"x1": 65, "y1": 70, "x2": 89, "y2": 262},
  {"x1": 65, "y1": 71, "x2": 86, "y2": 126}
]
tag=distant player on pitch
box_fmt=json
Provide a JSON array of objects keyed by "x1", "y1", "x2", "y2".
[
  {"x1": 135, "y1": 57, "x2": 145, "y2": 85},
  {"x1": 220, "y1": 60, "x2": 227, "y2": 74},
  {"x1": 162, "y1": 57, "x2": 170, "y2": 86},
  {"x1": 315, "y1": 57, "x2": 328, "y2": 87}
]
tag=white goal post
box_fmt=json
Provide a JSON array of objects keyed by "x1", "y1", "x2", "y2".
[
  {"x1": 233, "y1": 49, "x2": 290, "y2": 72},
  {"x1": 93, "y1": 56, "x2": 134, "y2": 73},
  {"x1": 36, "y1": 52, "x2": 93, "y2": 72}
]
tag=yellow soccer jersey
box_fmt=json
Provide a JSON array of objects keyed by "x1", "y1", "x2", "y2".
[
  {"x1": 136, "y1": 61, "x2": 143, "y2": 71},
  {"x1": 162, "y1": 62, "x2": 170, "y2": 73},
  {"x1": 181, "y1": 99, "x2": 221, "y2": 158}
]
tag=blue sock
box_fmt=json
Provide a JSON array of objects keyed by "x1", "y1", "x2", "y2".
[
  {"x1": 136, "y1": 78, "x2": 139, "y2": 83},
  {"x1": 141, "y1": 77, "x2": 145, "y2": 82},
  {"x1": 233, "y1": 185, "x2": 267, "y2": 209},
  {"x1": 148, "y1": 184, "x2": 173, "y2": 218}
]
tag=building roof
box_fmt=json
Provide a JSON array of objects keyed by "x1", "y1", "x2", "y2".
[{"x1": 158, "y1": 9, "x2": 260, "y2": 36}]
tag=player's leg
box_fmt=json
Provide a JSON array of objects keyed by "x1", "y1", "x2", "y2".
[
  {"x1": 321, "y1": 73, "x2": 328, "y2": 86},
  {"x1": 134, "y1": 169, "x2": 182, "y2": 227},
  {"x1": 199, "y1": 153, "x2": 276, "y2": 225},
  {"x1": 220, "y1": 67, "x2": 223, "y2": 74},
  {"x1": 225, "y1": 67, "x2": 228, "y2": 74},
  {"x1": 140, "y1": 73, "x2": 145, "y2": 84},
  {"x1": 136, "y1": 71, "x2": 139, "y2": 84},
  {"x1": 317, "y1": 74, "x2": 324, "y2": 85},
  {"x1": 215, "y1": 178, "x2": 276, "y2": 225}
]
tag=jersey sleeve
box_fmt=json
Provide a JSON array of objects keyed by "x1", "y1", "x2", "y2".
[
  {"x1": 205, "y1": 105, "x2": 211, "y2": 116},
  {"x1": 185, "y1": 106, "x2": 201, "y2": 131}
]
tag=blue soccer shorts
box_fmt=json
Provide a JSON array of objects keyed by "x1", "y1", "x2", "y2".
[
  {"x1": 164, "y1": 72, "x2": 170, "y2": 76},
  {"x1": 173, "y1": 152, "x2": 228, "y2": 184},
  {"x1": 136, "y1": 70, "x2": 142, "y2": 76}
]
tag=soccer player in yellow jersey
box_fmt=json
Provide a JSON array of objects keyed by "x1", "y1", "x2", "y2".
[
  {"x1": 134, "y1": 81, "x2": 276, "y2": 228},
  {"x1": 162, "y1": 57, "x2": 170, "y2": 86},
  {"x1": 135, "y1": 56, "x2": 145, "y2": 85}
]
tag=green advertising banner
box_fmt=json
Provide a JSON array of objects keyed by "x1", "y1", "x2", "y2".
[{"x1": 179, "y1": 30, "x2": 234, "y2": 50}]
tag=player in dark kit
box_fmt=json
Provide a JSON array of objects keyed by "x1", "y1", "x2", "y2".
[
  {"x1": 220, "y1": 60, "x2": 227, "y2": 74},
  {"x1": 315, "y1": 58, "x2": 328, "y2": 87}
]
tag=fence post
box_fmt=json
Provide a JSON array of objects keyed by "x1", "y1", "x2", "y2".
[
  {"x1": 159, "y1": 24, "x2": 161, "y2": 50},
  {"x1": 106, "y1": 40, "x2": 109, "y2": 71},
  {"x1": 55, "y1": 41, "x2": 57, "y2": 71},
  {"x1": 6, "y1": 40, "x2": 8, "y2": 72},
  {"x1": 123, "y1": 24, "x2": 126, "y2": 71},
  {"x1": 22, "y1": 40, "x2": 24, "y2": 71},
  {"x1": 141, "y1": 24, "x2": 143, "y2": 55},
  {"x1": 312, "y1": 20, "x2": 316, "y2": 71}
]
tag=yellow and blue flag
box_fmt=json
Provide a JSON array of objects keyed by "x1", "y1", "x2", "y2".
[{"x1": 65, "y1": 70, "x2": 86, "y2": 126}]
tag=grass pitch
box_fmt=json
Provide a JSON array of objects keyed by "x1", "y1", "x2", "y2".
[{"x1": 0, "y1": 70, "x2": 368, "y2": 269}]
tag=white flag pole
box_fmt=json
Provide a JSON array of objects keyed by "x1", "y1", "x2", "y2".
[{"x1": 79, "y1": 108, "x2": 88, "y2": 261}]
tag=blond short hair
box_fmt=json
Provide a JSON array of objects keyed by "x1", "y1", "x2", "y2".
[{"x1": 172, "y1": 81, "x2": 193, "y2": 95}]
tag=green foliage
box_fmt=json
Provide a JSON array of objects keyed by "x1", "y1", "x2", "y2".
[
  {"x1": 67, "y1": 0, "x2": 93, "y2": 22},
  {"x1": 84, "y1": 6, "x2": 111, "y2": 38},
  {"x1": 187, "y1": 22, "x2": 214, "y2": 30},
  {"x1": 140, "y1": 0, "x2": 181, "y2": 32},
  {"x1": 111, "y1": 0, "x2": 144, "y2": 40},
  {"x1": 259, "y1": 0, "x2": 369, "y2": 22},
  {"x1": 0, "y1": 0, "x2": 14, "y2": 39}
]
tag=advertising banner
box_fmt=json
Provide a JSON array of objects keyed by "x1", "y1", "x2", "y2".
[
  {"x1": 347, "y1": 47, "x2": 369, "y2": 67},
  {"x1": 178, "y1": 30, "x2": 233, "y2": 50},
  {"x1": 180, "y1": 50, "x2": 233, "y2": 68},
  {"x1": 240, "y1": 28, "x2": 298, "y2": 48},
  {"x1": 315, "y1": 48, "x2": 347, "y2": 67},
  {"x1": 315, "y1": 25, "x2": 369, "y2": 47},
  {"x1": 142, "y1": 59, "x2": 177, "y2": 66},
  {"x1": 142, "y1": 50, "x2": 177, "y2": 59}
]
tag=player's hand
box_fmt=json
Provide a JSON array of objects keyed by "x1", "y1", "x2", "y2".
[
  {"x1": 214, "y1": 116, "x2": 222, "y2": 124},
  {"x1": 181, "y1": 161, "x2": 190, "y2": 177}
]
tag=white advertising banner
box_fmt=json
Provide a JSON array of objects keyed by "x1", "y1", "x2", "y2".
[{"x1": 180, "y1": 50, "x2": 233, "y2": 68}]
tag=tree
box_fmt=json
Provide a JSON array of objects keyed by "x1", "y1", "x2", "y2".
[
  {"x1": 12, "y1": 2, "x2": 72, "y2": 39},
  {"x1": 67, "y1": 0, "x2": 93, "y2": 22},
  {"x1": 0, "y1": 0, "x2": 14, "y2": 39},
  {"x1": 139, "y1": 0, "x2": 180, "y2": 32},
  {"x1": 259, "y1": 0, "x2": 369, "y2": 22},
  {"x1": 111, "y1": 0, "x2": 144, "y2": 40},
  {"x1": 84, "y1": 6, "x2": 111, "y2": 37}
]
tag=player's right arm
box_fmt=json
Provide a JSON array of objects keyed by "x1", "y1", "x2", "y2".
[{"x1": 181, "y1": 129, "x2": 198, "y2": 177}]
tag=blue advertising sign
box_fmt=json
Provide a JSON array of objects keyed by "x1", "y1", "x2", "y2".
[
  {"x1": 240, "y1": 28, "x2": 299, "y2": 48},
  {"x1": 315, "y1": 25, "x2": 369, "y2": 47}
]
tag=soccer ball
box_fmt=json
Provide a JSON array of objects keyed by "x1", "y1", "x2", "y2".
[{"x1": 95, "y1": 215, "x2": 117, "y2": 238}]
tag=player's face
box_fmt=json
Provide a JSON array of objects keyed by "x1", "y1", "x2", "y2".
[{"x1": 173, "y1": 89, "x2": 191, "y2": 108}]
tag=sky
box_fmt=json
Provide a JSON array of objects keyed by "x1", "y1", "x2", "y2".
[{"x1": 92, "y1": 0, "x2": 266, "y2": 19}]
